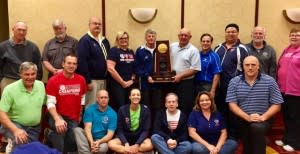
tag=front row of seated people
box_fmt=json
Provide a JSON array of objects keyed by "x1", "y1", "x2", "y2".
[{"x1": 0, "y1": 56, "x2": 282, "y2": 154}]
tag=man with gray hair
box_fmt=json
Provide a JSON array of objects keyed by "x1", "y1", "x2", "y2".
[
  {"x1": 0, "y1": 62, "x2": 46, "y2": 150},
  {"x1": 246, "y1": 26, "x2": 277, "y2": 78},
  {"x1": 0, "y1": 21, "x2": 43, "y2": 95},
  {"x1": 42, "y1": 19, "x2": 78, "y2": 79}
]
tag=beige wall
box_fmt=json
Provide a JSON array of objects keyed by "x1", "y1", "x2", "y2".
[
  {"x1": 259, "y1": 0, "x2": 300, "y2": 55},
  {"x1": 7, "y1": 0, "x2": 300, "y2": 80}
]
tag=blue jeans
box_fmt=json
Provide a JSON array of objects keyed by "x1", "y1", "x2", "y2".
[
  {"x1": 0, "y1": 122, "x2": 40, "y2": 150},
  {"x1": 47, "y1": 115, "x2": 79, "y2": 153},
  {"x1": 192, "y1": 139, "x2": 237, "y2": 154},
  {"x1": 151, "y1": 134, "x2": 191, "y2": 154}
]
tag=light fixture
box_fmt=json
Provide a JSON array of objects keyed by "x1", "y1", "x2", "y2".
[
  {"x1": 283, "y1": 8, "x2": 300, "y2": 24},
  {"x1": 129, "y1": 8, "x2": 157, "y2": 24}
]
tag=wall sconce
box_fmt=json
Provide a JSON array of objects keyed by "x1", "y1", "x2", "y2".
[
  {"x1": 129, "y1": 8, "x2": 157, "y2": 24},
  {"x1": 283, "y1": 8, "x2": 300, "y2": 24}
]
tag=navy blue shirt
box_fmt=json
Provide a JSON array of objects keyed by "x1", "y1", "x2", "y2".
[
  {"x1": 187, "y1": 111, "x2": 226, "y2": 145},
  {"x1": 214, "y1": 40, "x2": 249, "y2": 89},
  {"x1": 108, "y1": 47, "x2": 135, "y2": 81}
]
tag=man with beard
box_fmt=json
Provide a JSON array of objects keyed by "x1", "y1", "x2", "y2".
[{"x1": 42, "y1": 19, "x2": 78, "y2": 79}]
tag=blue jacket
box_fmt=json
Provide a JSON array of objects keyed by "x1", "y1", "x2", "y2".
[
  {"x1": 214, "y1": 40, "x2": 248, "y2": 91},
  {"x1": 117, "y1": 104, "x2": 151, "y2": 145},
  {"x1": 76, "y1": 34, "x2": 110, "y2": 84},
  {"x1": 135, "y1": 46, "x2": 155, "y2": 90}
]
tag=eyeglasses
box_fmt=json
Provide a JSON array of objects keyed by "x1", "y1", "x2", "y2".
[
  {"x1": 225, "y1": 31, "x2": 238, "y2": 34},
  {"x1": 98, "y1": 96, "x2": 108, "y2": 99},
  {"x1": 119, "y1": 37, "x2": 128, "y2": 40},
  {"x1": 290, "y1": 34, "x2": 300, "y2": 37},
  {"x1": 90, "y1": 22, "x2": 102, "y2": 26}
]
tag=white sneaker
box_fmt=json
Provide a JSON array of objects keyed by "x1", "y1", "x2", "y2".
[
  {"x1": 275, "y1": 140, "x2": 284, "y2": 146},
  {"x1": 5, "y1": 138, "x2": 12, "y2": 154},
  {"x1": 283, "y1": 145, "x2": 295, "y2": 152}
]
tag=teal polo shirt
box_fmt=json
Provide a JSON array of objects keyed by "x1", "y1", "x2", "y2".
[
  {"x1": 83, "y1": 103, "x2": 117, "y2": 140},
  {"x1": 0, "y1": 79, "x2": 46, "y2": 126}
]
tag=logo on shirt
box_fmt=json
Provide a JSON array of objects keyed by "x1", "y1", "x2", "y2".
[
  {"x1": 59, "y1": 84, "x2": 81, "y2": 96},
  {"x1": 214, "y1": 119, "x2": 220, "y2": 127},
  {"x1": 262, "y1": 52, "x2": 268, "y2": 57},
  {"x1": 120, "y1": 54, "x2": 134, "y2": 63},
  {"x1": 102, "y1": 116, "x2": 109, "y2": 124},
  {"x1": 125, "y1": 117, "x2": 130, "y2": 124}
]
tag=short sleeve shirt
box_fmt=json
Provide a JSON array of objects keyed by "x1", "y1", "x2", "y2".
[
  {"x1": 0, "y1": 80, "x2": 45, "y2": 126},
  {"x1": 187, "y1": 111, "x2": 225, "y2": 145},
  {"x1": 83, "y1": 103, "x2": 117, "y2": 140}
]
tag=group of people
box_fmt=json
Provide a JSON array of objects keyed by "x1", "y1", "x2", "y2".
[{"x1": 0, "y1": 16, "x2": 299, "y2": 154}]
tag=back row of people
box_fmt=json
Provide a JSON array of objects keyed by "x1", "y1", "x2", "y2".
[{"x1": 0, "y1": 16, "x2": 299, "y2": 153}]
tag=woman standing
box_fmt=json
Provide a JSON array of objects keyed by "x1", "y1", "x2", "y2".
[
  {"x1": 187, "y1": 91, "x2": 237, "y2": 154},
  {"x1": 107, "y1": 31, "x2": 136, "y2": 110},
  {"x1": 276, "y1": 28, "x2": 300, "y2": 151},
  {"x1": 108, "y1": 88, "x2": 153, "y2": 153}
]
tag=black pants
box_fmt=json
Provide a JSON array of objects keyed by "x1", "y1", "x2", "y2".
[
  {"x1": 282, "y1": 94, "x2": 300, "y2": 149},
  {"x1": 175, "y1": 78, "x2": 195, "y2": 117},
  {"x1": 236, "y1": 118, "x2": 271, "y2": 154}
]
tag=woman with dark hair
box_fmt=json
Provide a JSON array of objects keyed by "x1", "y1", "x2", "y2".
[
  {"x1": 187, "y1": 91, "x2": 237, "y2": 154},
  {"x1": 108, "y1": 88, "x2": 153, "y2": 154}
]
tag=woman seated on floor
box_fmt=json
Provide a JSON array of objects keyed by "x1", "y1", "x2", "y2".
[
  {"x1": 108, "y1": 88, "x2": 153, "y2": 153},
  {"x1": 188, "y1": 91, "x2": 237, "y2": 154}
]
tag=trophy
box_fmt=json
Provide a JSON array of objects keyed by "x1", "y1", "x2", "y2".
[{"x1": 152, "y1": 40, "x2": 176, "y2": 82}]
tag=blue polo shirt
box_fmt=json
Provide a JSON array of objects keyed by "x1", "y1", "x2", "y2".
[
  {"x1": 195, "y1": 50, "x2": 222, "y2": 83},
  {"x1": 187, "y1": 111, "x2": 226, "y2": 145},
  {"x1": 226, "y1": 73, "x2": 283, "y2": 115},
  {"x1": 83, "y1": 103, "x2": 117, "y2": 140}
]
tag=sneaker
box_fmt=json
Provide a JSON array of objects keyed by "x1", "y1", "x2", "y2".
[
  {"x1": 283, "y1": 145, "x2": 295, "y2": 152},
  {"x1": 5, "y1": 138, "x2": 13, "y2": 154},
  {"x1": 275, "y1": 140, "x2": 284, "y2": 146}
]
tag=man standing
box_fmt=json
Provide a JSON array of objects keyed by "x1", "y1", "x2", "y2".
[
  {"x1": 46, "y1": 53, "x2": 86, "y2": 153},
  {"x1": 214, "y1": 23, "x2": 249, "y2": 137},
  {"x1": 0, "y1": 21, "x2": 43, "y2": 94},
  {"x1": 170, "y1": 28, "x2": 201, "y2": 116},
  {"x1": 135, "y1": 29, "x2": 162, "y2": 118},
  {"x1": 246, "y1": 26, "x2": 277, "y2": 78},
  {"x1": 226, "y1": 56, "x2": 283, "y2": 154},
  {"x1": 151, "y1": 93, "x2": 192, "y2": 154},
  {"x1": 0, "y1": 62, "x2": 45, "y2": 150},
  {"x1": 42, "y1": 19, "x2": 78, "y2": 79},
  {"x1": 77, "y1": 17, "x2": 110, "y2": 107},
  {"x1": 74, "y1": 90, "x2": 117, "y2": 154}
]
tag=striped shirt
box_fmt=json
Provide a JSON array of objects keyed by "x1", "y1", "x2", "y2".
[
  {"x1": 226, "y1": 73, "x2": 283, "y2": 115},
  {"x1": 166, "y1": 110, "x2": 180, "y2": 130}
]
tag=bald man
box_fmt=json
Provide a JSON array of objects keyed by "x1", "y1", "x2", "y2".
[
  {"x1": 226, "y1": 56, "x2": 283, "y2": 154},
  {"x1": 0, "y1": 21, "x2": 43, "y2": 94},
  {"x1": 170, "y1": 28, "x2": 201, "y2": 116},
  {"x1": 76, "y1": 17, "x2": 110, "y2": 108},
  {"x1": 246, "y1": 26, "x2": 277, "y2": 78}
]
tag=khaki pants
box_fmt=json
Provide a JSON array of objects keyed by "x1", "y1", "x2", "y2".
[
  {"x1": 0, "y1": 77, "x2": 17, "y2": 95},
  {"x1": 85, "y1": 79, "x2": 106, "y2": 108}
]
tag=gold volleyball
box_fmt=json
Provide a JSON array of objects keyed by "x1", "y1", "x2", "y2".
[{"x1": 158, "y1": 43, "x2": 168, "y2": 53}]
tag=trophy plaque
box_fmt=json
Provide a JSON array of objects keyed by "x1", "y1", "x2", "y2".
[{"x1": 152, "y1": 40, "x2": 176, "y2": 82}]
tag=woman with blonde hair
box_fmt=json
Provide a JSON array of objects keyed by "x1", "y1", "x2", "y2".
[
  {"x1": 107, "y1": 31, "x2": 136, "y2": 110},
  {"x1": 187, "y1": 91, "x2": 237, "y2": 154}
]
